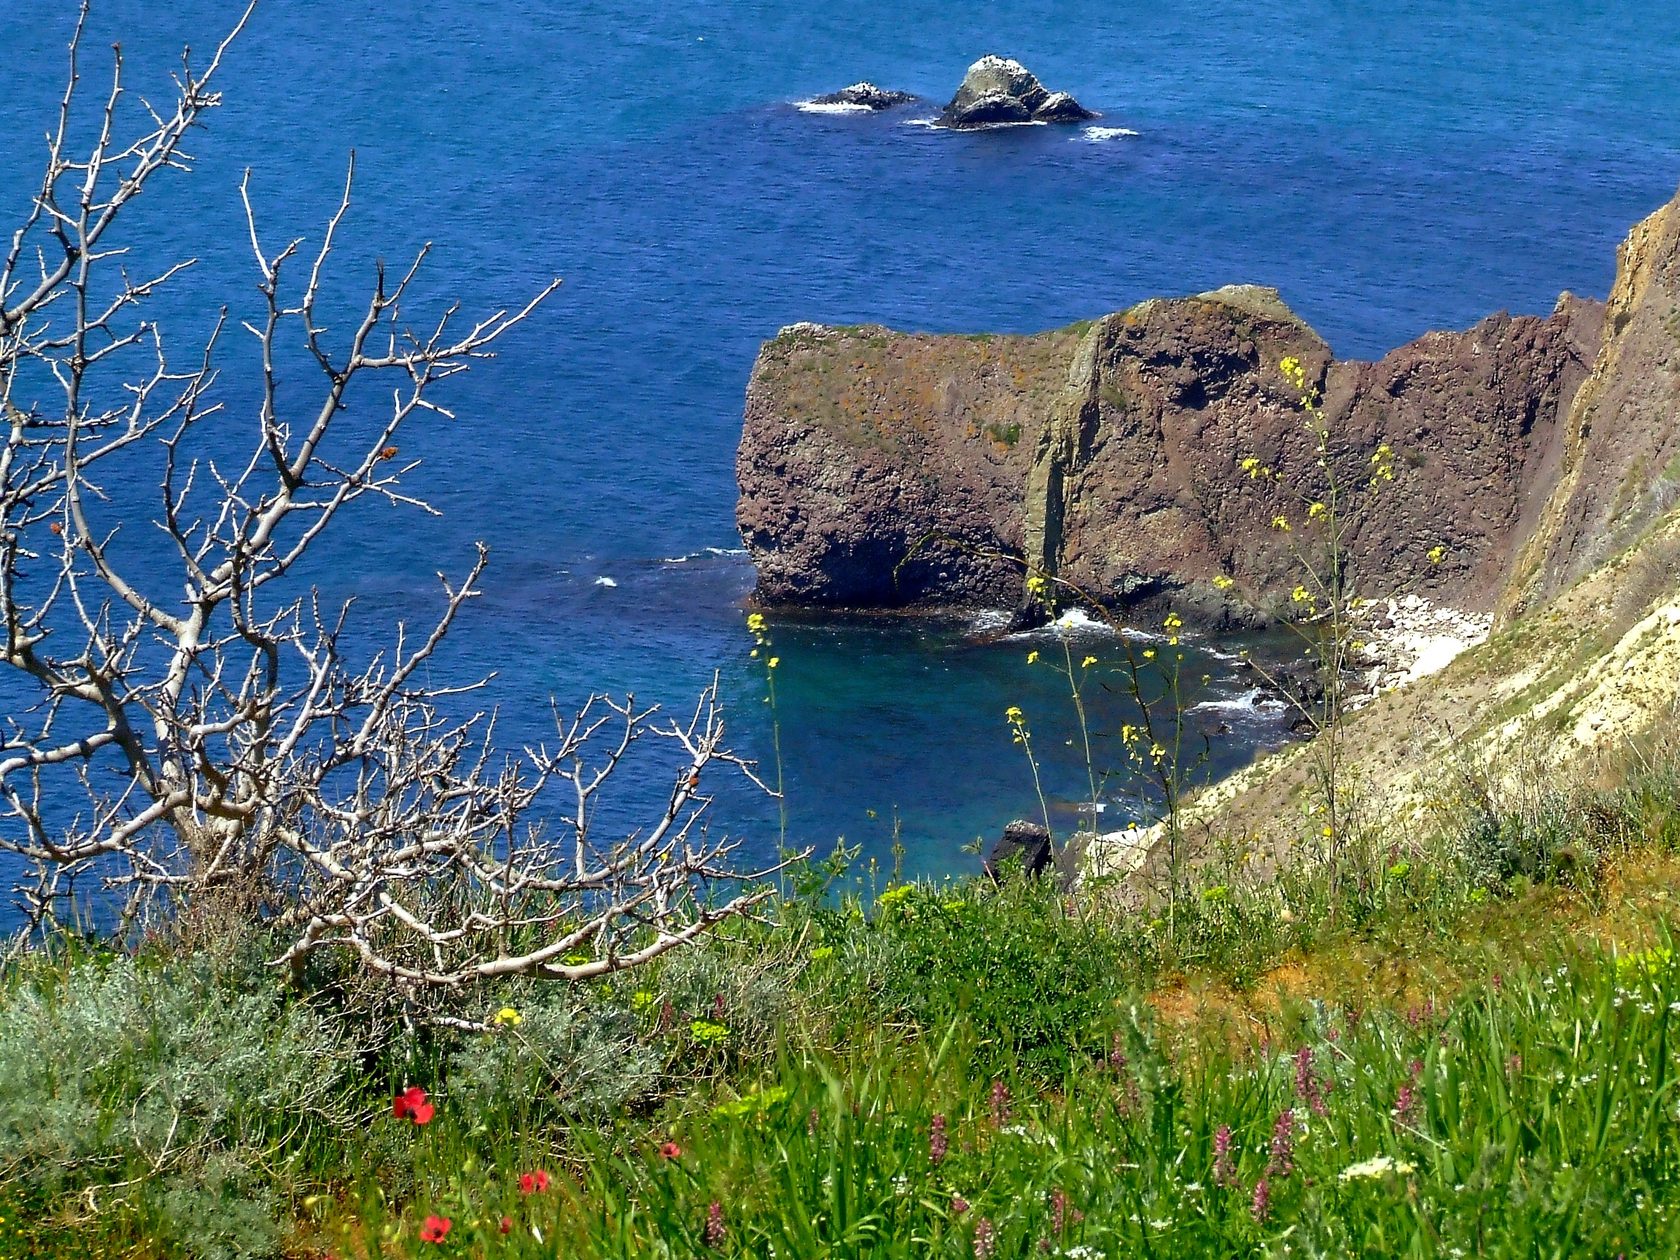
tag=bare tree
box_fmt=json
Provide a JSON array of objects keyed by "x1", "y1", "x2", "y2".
[{"x1": 0, "y1": 3, "x2": 790, "y2": 999}]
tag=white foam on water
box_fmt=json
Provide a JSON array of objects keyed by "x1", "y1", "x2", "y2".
[
  {"x1": 1080, "y1": 126, "x2": 1141, "y2": 142},
  {"x1": 796, "y1": 100, "x2": 874, "y2": 115},
  {"x1": 593, "y1": 576, "x2": 618, "y2": 588},
  {"x1": 1004, "y1": 607, "x2": 1120, "y2": 641},
  {"x1": 661, "y1": 546, "x2": 750, "y2": 564},
  {"x1": 1189, "y1": 687, "x2": 1283, "y2": 716},
  {"x1": 968, "y1": 608, "x2": 1014, "y2": 634},
  {"x1": 1053, "y1": 607, "x2": 1116, "y2": 634},
  {"x1": 904, "y1": 117, "x2": 1050, "y2": 132}
]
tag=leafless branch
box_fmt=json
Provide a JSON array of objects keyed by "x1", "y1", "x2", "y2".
[{"x1": 0, "y1": 4, "x2": 794, "y2": 1004}]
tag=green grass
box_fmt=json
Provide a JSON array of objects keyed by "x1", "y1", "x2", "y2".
[
  {"x1": 325, "y1": 940, "x2": 1680, "y2": 1258},
  {"x1": 3, "y1": 742, "x2": 1680, "y2": 1257}
]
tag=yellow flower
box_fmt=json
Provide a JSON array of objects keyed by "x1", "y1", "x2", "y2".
[
  {"x1": 1427, "y1": 544, "x2": 1446, "y2": 564},
  {"x1": 1307, "y1": 501, "x2": 1327, "y2": 520},
  {"x1": 492, "y1": 1007, "x2": 522, "y2": 1028},
  {"x1": 1212, "y1": 574, "x2": 1235, "y2": 591},
  {"x1": 768, "y1": 656, "x2": 780, "y2": 669},
  {"x1": 1026, "y1": 572, "x2": 1048, "y2": 595},
  {"x1": 746, "y1": 612, "x2": 766, "y2": 634},
  {"x1": 1027, "y1": 650, "x2": 1040, "y2": 664},
  {"x1": 1081, "y1": 654, "x2": 1097, "y2": 668},
  {"x1": 1163, "y1": 612, "x2": 1183, "y2": 632},
  {"x1": 1005, "y1": 705, "x2": 1025, "y2": 724},
  {"x1": 1292, "y1": 585, "x2": 1311, "y2": 604},
  {"x1": 1142, "y1": 648, "x2": 1156, "y2": 660},
  {"x1": 1271, "y1": 515, "x2": 1292, "y2": 533}
]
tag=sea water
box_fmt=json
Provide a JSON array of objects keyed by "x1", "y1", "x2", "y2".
[{"x1": 1, "y1": 1, "x2": 1677, "y2": 914}]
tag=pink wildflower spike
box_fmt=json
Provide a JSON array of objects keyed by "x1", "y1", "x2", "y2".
[
  {"x1": 929, "y1": 1114, "x2": 949, "y2": 1166},
  {"x1": 1267, "y1": 1109, "x2": 1295, "y2": 1178},
  {"x1": 1293, "y1": 1046, "x2": 1327, "y2": 1116},
  {"x1": 1213, "y1": 1123, "x2": 1237, "y2": 1187},
  {"x1": 1251, "y1": 1176, "x2": 1270, "y2": 1223},
  {"x1": 704, "y1": 1201, "x2": 726, "y2": 1248},
  {"x1": 989, "y1": 1079, "x2": 1011, "y2": 1128}
]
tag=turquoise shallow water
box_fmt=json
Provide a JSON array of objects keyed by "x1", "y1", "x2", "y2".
[{"x1": 1, "y1": 2, "x2": 1678, "y2": 912}]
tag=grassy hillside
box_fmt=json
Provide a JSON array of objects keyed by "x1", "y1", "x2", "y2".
[{"x1": 2, "y1": 718, "x2": 1678, "y2": 1258}]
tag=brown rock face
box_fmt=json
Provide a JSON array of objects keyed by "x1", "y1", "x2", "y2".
[{"x1": 736, "y1": 278, "x2": 1603, "y2": 621}]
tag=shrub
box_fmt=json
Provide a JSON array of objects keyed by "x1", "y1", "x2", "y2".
[
  {"x1": 0, "y1": 942, "x2": 361, "y2": 1259},
  {"x1": 870, "y1": 879, "x2": 1125, "y2": 1077},
  {"x1": 447, "y1": 988, "x2": 660, "y2": 1124}
]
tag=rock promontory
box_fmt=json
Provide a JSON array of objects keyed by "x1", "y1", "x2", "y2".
[
  {"x1": 938, "y1": 56, "x2": 1096, "y2": 128},
  {"x1": 738, "y1": 289, "x2": 1618, "y2": 624},
  {"x1": 737, "y1": 184, "x2": 1680, "y2": 628}
]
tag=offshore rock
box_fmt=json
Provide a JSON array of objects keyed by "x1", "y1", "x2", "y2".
[
  {"x1": 810, "y1": 82, "x2": 917, "y2": 110},
  {"x1": 939, "y1": 55, "x2": 1094, "y2": 128},
  {"x1": 1034, "y1": 91, "x2": 1098, "y2": 123},
  {"x1": 737, "y1": 281, "x2": 1605, "y2": 621}
]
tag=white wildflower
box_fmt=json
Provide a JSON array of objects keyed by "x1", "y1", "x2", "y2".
[{"x1": 1338, "y1": 1155, "x2": 1416, "y2": 1182}]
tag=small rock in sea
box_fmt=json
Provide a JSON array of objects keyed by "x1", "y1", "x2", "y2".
[
  {"x1": 984, "y1": 819, "x2": 1053, "y2": 882},
  {"x1": 1034, "y1": 90, "x2": 1097, "y2": 123},
  {"x1": 809, "y1": 82, "x2": 917, "y2": 110},
  {"x1": 939, "y1": 55, "x2": 1096, "y2": 128}
]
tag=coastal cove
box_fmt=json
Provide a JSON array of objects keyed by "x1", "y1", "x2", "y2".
[
  {"x1": 3, "y1": 1, "x2": 1679, "y2": 907},
  {"x1": 14, "y1": 6, "x2": 1680, "y2": 1256}
]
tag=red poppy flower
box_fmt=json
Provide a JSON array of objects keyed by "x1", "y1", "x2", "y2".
[
  {"x1": 419, "y1": 1214, "x2": 451, "y2": 1243},
  {"x1": 393, "y1": 1086, "x2": 434, "y2": 1125},
  {"x1": 659, "y1": 1140, "x2": 683, "y2": 1160},
  {"x1": 519, "y1": 1168, "x2": 552, "y2": 1195},
  {"x1": 499, "y1": 1216, "x2": 513, "y2": 1235}
]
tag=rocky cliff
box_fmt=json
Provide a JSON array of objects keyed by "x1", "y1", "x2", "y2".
[
  {"x1": 737, "y1": 183, "x2": 1680, "y2": 892},
  {"x1": 738, "y1": 286, "x2": 1604, "y2": 622},
  {"x1": 1503, "y1": 192, "x2": 1680, "y2": 615}
]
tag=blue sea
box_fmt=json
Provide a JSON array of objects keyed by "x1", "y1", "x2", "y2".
[{"x1": 2, "y1": 1, "x2": 1678, "y2": 914}]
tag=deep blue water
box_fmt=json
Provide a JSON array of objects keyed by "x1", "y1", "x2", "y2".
[{"x1": 2, "y1": 1, "x2": 1678, "y2": 915}]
